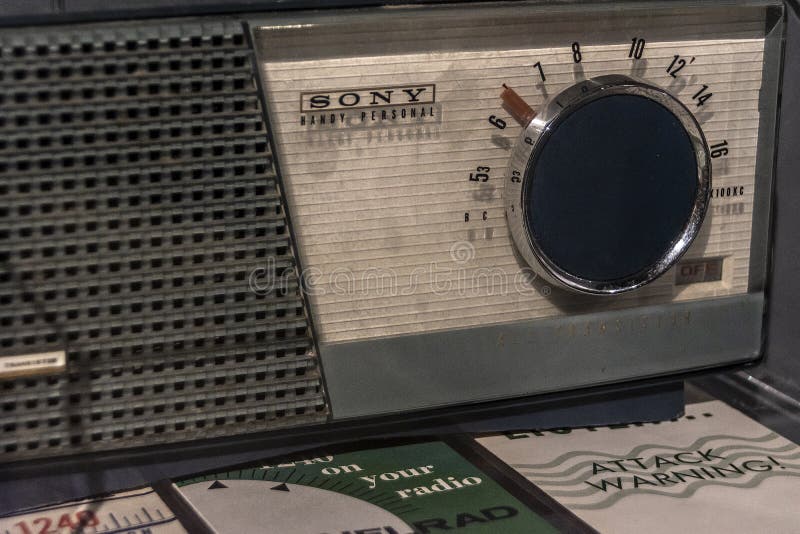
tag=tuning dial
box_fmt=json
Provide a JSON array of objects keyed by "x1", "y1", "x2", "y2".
[{"x1": 505, "y1": 74, "x2": 711, "y2": 295}]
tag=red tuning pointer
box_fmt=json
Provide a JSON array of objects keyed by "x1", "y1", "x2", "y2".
[{"x1": 501, "y1": 84, "x2": 536, "y2": 126}]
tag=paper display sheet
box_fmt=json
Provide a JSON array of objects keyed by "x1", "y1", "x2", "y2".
[
  {"x1": 176, "y1": 440, "x2": 559, "y2": 534},
  {"x1": 5, "y1": 401, "x2": 798, "y2": 533},
  {"x1": 0, "y1": 487, "x2": 186, "y2": 534},
  {"x1": 478, "y1": 400, "x2": 800, "y2": 533}
]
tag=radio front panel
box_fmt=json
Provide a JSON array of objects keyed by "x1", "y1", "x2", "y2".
[
  {"x1": 0, "y1": 1, "x2": 786, "y2": 462},
  {"x1": 255, "y1": 5, "x2": 772, "y2": 343},
  {"x1": 252, "y1": 2, "x2": 781, "y2": 417}
]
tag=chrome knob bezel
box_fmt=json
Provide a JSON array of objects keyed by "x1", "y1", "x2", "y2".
[{"x1": 505, "y1": 74, "x2": 712, "y2": 295}]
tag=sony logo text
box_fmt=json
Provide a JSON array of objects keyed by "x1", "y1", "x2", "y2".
[{"x1": 300, "y1": 84, "x2": 436, "y2": 112}]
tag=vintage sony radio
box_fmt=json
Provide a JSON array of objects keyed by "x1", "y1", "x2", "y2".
[{"x1": 0, "y1": 0, "x2": 789, "y2": 465}]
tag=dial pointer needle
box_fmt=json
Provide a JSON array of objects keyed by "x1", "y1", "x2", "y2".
[{"x1": 501, "y1": 84, "x2": 537, "y2": 126}]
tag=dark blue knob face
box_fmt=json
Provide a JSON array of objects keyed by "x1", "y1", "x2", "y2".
[{"x1": 525, "y1": 94, "x2": 699, "y2": 283}]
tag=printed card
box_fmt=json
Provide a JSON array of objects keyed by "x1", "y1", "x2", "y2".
[{"x1": 478, "y1": 400, "x2": 800, "y2": 533}]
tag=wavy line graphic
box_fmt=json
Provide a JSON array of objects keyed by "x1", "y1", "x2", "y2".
[
  {"x1": 521, "y1": 446, "x2": 800, "y2": 487},
  {"x1": 541, "y1": 451, "x2": 800, "y2": 497},
  {"x1": 563, "y1": 470, "x2": 800, "y2": 510},
  {"x1": 509, "y1": 432, "x2": 781, "y2": 474}
]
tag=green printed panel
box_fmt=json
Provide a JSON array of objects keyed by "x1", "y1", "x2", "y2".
[{"x1": 176, "y1": 441, "x2": 557, "y2": 534}]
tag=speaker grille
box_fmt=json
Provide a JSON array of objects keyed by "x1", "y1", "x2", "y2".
[{"x1": 0, "y1": 18, "x2": 327, "y2": 462}]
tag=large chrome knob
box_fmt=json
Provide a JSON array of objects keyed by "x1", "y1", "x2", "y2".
[{"x1": 505, "y1": 75, "x2": 711, "y2": 295}]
